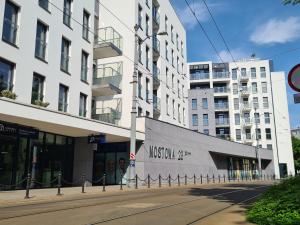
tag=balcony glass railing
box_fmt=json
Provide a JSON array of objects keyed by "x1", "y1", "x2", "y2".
[
  {"x1": 93, "y1": 63, "x2": 122, "y2": 90},
  {"x1": 216, "y1": 118, "x2": 230, "y2": 125},
  {"x1": 214, "y1": 87, "x2": 230, "y2": 93},
  {"x1": 92, "y1": 107, "x2": 121, "y2": 125},
  {"x1": 214, "y1": 102, "x2": 229, "y2": 109},
  {"x1": 153, "y1": 64, "x2": 160, "y2": 84},
  {"x1": 240, "y1": 71, "x2": 250, "y2": 79},
  {"x1": 153, "y1": 8, "x2": 160, "y2": 26},
  {"x1": 212, "y1": 71, "x2": 230, "y2": 79},
  {"x1": 216, "y1": 134, "x2": 230, "y2": 140},
  {"x1": 94, "y1": 27, "x2": 123, "y2": 51},
  {"x1": 190, "y1": 72, "x2": 209, "y2": 80},
  {"x1": 153, "y1": 95, "x2": 161, "y2": 112},
  {"x1": 153, "y1": 36, "x2": 160, "y2": 53}
]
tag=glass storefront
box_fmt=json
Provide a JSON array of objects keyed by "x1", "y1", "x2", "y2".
[
  {"x1": 227, "y1": 157, "x2": 258, "y2": 179},
  {"x1": 0, "y1": 121, "x2": 74, "y2": 190}
]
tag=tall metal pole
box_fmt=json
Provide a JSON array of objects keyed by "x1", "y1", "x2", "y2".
[
  {"x1": 254, "y1": 108, "x2": 262, "y2": 178},
  {"x1": 129, "y1": 25, "x2": 139, "y2": 187}
]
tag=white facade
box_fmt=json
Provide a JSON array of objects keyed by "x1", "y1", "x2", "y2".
[{"x1": 188, "y1": 59, "x2": 295, "y2": 177}]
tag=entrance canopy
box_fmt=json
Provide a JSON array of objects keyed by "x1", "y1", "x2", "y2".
[{"x1": 0, "y1": 98, "x2": 145, "y2": 142}]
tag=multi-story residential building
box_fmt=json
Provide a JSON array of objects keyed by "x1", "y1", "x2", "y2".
[
  {"x1": 0, "y1": 0, "x2": 189, "y2": 189},
  {"x1": 188, "y1": 59, "x2": 295, "y2": 178},
  {"x1": 291, "y1": 127, "x2": 300, "y2": 139}
]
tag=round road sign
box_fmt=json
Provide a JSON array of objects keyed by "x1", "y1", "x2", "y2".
[{"x1": 288, "y1": 64, "x2": 300, "y2": 92}]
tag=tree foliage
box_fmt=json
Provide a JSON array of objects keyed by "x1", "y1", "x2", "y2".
[
  {"x1": 292, "y1": 137, "x2": 300, "y2": 172},
  {"x1": 283, "y1": 0, "x2": 300, "y2": 5}
]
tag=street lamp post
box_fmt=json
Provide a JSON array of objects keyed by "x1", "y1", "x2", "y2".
[
  {"x1": 254, "y1": 107, "x2": 262, "y2": 179},
  {"x1": 128, "y1": 26, "x2": 167, "y2": 186}
]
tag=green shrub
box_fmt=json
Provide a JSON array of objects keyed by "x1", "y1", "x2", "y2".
[
  {"x1": 247, "y1": 176, "x2": 300, "y2": 225},
  {"x1": 34, "y1": 100, "x2": 50, "y2": 108},
  {"x1": 0, "y1": 90, "x2": 17, "y2": 100}
]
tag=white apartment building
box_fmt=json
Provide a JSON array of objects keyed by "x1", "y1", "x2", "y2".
[
  {"x1": 0, "y1": 0, "x2": 188, "y2": 189},
  {"x1": 188, "y1": 59, "x2": 295, "y2": 178}
]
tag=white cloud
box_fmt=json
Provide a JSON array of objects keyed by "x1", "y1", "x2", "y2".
[
  {"x1": 176, "y1": 2, "x2": 223, "y2": 30},
  {"x1": 216, "y1": 49, "x2": 249, "y2": 62},
  {"x1": 250, "y1": 17, "x2": 300, "y2": 45}
]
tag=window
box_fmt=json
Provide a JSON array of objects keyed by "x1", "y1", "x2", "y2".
[
  {"x1": 82, "y1": 10, "x2": 90, "y2": 41},
  {"x1": 2, "y1": 0, "x2": 19, "y2": 45},
  {"x1": 234, "y1": 98, "x2": 239, "y2": 110},
  {"x1": 233, "y1": 83, "x2": 238, "y2": 95},
  {"x1": 81, "y1": 51, "x2": 88, "y2": 82},
  {"x1": 138, "y1": 38, "x2": 142, "y2": 63},
  {"x1": 138, "y1": 72, "x2": 142, "y2": 98},
  {"x1": 260, "y1": 67, "x2": 266, "y2": 78},
  {"x1": 244, "y1": 112, "x2": 250, "y2": 123},
  {"x1": 262, "y1": 82, "x2": 268, "y2": 93},
  {"x1": 192, "y1": 99, "x2": 197, "y2": 110},
  {"x1": 172, "y1": 74, "x2": 175, "y2": 89},
  {"x1": 31, "y1": 73, "x2": 45, "y2": 104},
  {"x1": 203, "y1": 114, "x2": 209, "y2": 126},
  {"x1": 146, "y1": 14, "x2": 149, "y2": 36},
  {"x1": 266, "y1": 128, "x2": 272, "y2": 140},
  {"x1": 165, "y1": 41, "x2": 169, "y2": 61},
  {"x1": 183, "y1": 108, "x2": 186, "y2": 125},
  {"x1": 165, "y1": 67, "x2": 169, "y2": 87},
  {"x1": 252, "y1": 82, "x2": 257, "y2": 94},
  {"x1": 63, "y1": 0, "x2": 72, "y2": 27},
  {"x1": 235, "y1": 113, "x2": 240, "y2": 125},
  {"x1": 35, "y1": 21, "x2": 48, "y2": 61},
  {"x1": 165, "y1": 16, "x2": 168, "y2": 33},
  {"x1": 178, "y1": 104, "x2": 181, "y2": 123},
  {"x1": 138, "y1": 5, "x2": 143, "y2": 28},
  {"x1": 138, "y1": 107, "x2": 143, "y2": 117},
  {"x1": 264, "y1": 113, "x2": 270, "y2": 124},
  {"x1": 253, "y1": 97, "x2": 259, "y2": 109},
  {"x1": 79, "y1": 93, "x2": 87, "y2": 117},
  {"x1": 267, "y1": 144, "x2": 273, "y2": 150},
  {"x1": 177, "y1": 80, "x2": 180, "y2": 98},
  {"x1": 61, "y1": 37, "x2": 71, "y2": 73},
  {"x1": 181, "y1": 41, "x2": 184, "y2": 57},
  {"x1": 58, "y1": 84, "x2": 68, "y2": 112},
  {"x1": 246, "y1": 129, "x2": 251, "y2": 140},
  {"x1": 202, "y1": 98, "x2": 208, "y2": 109},
  {"x1": 39, "y1": 0, "x2": 49, "y2": 11},
  {"x1": 0, "y1": 58, "x2": 14, "y2": 92},
  {"x1": 171, "y1": 25, "x2": 174, "y2": 43},
  {"x1": 236, "y1": 129, "x2": 241, "y2": 141},
  {"x1": 182, "y1": 85, "x2": 184, "y2": 100},
  {"x1": 146, "y1": 111, "x2": 150, "y2": 117},
  {"x1": 263, "y1": 97, "x2": 269, "y2": 109},
  {"x1": 177, "y1": 56, "x2": 180, "y2": 73},
  {"x1": 204, "y1": 129, "x2": 209, "y2": 135},
  {"x1": 192, "y1": 114, "x2": 198, "y2": 126},
  {"x1": 256, "y1": 128, "x2": 261, "y2": 140},
  {"x1": 146, "y1": 46, "x2": 150, "y2": 69},
  {"x1": 254, "y1": 113, "x2": 260, "y2": 124},
  {"x1": 172, "y1": 99, "x2": 175, "y2": 119},
  {"x1": 241, "y1": 68, "x2": 247, "y2": 77},
  {"x1": 171, "y1": 49, "x2": 174, "y2": 66},
  {"x1": 166, "y1": 94, "x2": 169, "y2": 115},
  {"x1": 232, "y1": 69, "x2": 237, "y2": 80},
  {"x1": 176, "y1": 33, "x2": 179, "y2": 50},
  {"x1": 146, "y1": 78, "x2": 150, "y2": 102},
  {"x1": 251, "y1": 68, "x2": 256, "y2": 78}
]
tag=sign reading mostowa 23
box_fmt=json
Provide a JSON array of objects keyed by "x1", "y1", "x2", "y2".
[{"x1": 149, "y1": 145, "x2": 191, "y2": 161}]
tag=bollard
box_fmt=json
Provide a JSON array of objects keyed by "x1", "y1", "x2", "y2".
[
  {"x1": 168, "y1": 174, "x2": 171, "y2": 187},
  {"x1": 223, "y1": 174, "x2": 226, "y2": 183},
  {"x1": 102, "y1": 174, "x2": 106, "y2": 192},
  {"x1": 218, "y1": 175, "x2": 221, "y2": 183},
  {"x1": 185, "y1": 175, "x2": 187, "y2": 186},
  {"x1": 81, "y1": 174, "x2": 86, "y2": 193},
  {"x1": 135, "y1": 174, "x2": 138, "y2": 189},
  {"x1": 57, "y1": 172, "x2": 62, "y2": 196},
  {"x1": 207, "y1": 174, "x2": 209, "y2": 184},
  {"x1": 193, "y1": 174, "x2": 196, "y2": 185},
  {"x1": 120, "y1": 173, "x2": 123, "y2": 190},
  {"x1": 24, "y1": 173, "x2": 31, "y2": 199},
  {"x1": 177, "y1": 174, "x2": 180, "y2": 186},
  {"x1": 159, "y1": 174, "x2": 161, "y2": 188},
  {"x1": 147, "y1": 174, "x2": 150, "y2": 188},
  {"x1": 213, "y1": 174, "x2": 215, "y2": 183},
  {"x1": 200, "y1": 174, "x2": 203, "y2": 184}
]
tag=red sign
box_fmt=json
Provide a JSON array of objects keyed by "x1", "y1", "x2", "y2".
[
  {"x1": 288, "y1": 64, "x2": 300, "y2": 92},
  {"x1": 130, "y1": 153, "x2": 136, "y2": 160}
]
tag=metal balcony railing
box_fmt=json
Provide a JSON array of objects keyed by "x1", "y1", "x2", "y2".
[
  {"x1": 214, "y1": 87, "x2": 230, "y2": 93},
  {"x1": 94, "y1": 27, "x2": 123, "y2": 51},
  {"x1": 214, "y1": 102, "x2": 229, "y2": 110},
  {"x1": 216, "y1": 134, "x2": 231, "y2": 140},
  {"x1": 240, "y1": 71, "x2": 250, "y2": 80},
  {"x1": 153, "y1": 95, "x2": 161, "y2": 113},
  {"x1": 190, "y1": 72, "x2": 210, "y2": 80},
  {"x1": 153, "y1": 64, "x2": 160, "y2": 87},
  {"x1": 153, "y1": 36, "x2": 160, "y2": 54},
  {"x1": 92, "y1": 107, "x2": 121, "y2": 125},
  {"x1": 216, "y1": 118, "x2": 230, "y2": 126},
  {"x1": 152, "y1": 8, "x2": 160, "y2": 27},
  {"x1": 212, "y1": 71, "x2": 230, "y2": 79}
]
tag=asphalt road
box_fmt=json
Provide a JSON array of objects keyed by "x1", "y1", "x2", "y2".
[{"x1": 0, "y1": 182, "x2": 272, "y2": 225}]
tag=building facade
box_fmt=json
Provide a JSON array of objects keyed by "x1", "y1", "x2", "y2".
[{"x1": 188, "y1": 59, "x2": 295, "y2": 178}]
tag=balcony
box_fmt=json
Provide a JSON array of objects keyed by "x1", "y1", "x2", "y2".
[
  {"x1": 240, "y1": 72, "x2": 250, "y2": 81},
  {"x1": 214, "y1": 87, "x2": 230, "y2": 94},
  {"x1": 243, "y1": 118, "x2": 253, "y2": 127},
  {"x1": 153, "y1": 64, "x2": 160, "y2": 89},
  {"x1": 212, "y1": 71, "x2": 230, "y2": 79},
  {"x1": 92, "y1": 107, "x2": 121, "y2": 125},
  {"x1": 94, "y1": 27, "x2": 123, "y2": 59},
  {"x1": 214, "y1": 102, "x2": 229, "y2": 111},
  {"x1": 153, "y1": 36, "x2": 160, "y2": 60},
  {"x1": 190, "y1": 72, "x2": 210, "y2": 80},
  {"x1": 153, "y1": 95, "x2": 161, "y2": 117},
  {"x1": 152, "y1": 7, "x2": 160, "y2": 31},
  {"x1": 241, "y1": 102, "x2": 252, "y2": 111},
  {"x1": 216, "y1": 134, "x2": 231, "y2": 140},
  {"x1": 92, "y1": 63, "x2": 122, "y2": 96},
  {"x1": 240, "y1": 87, "x2": 250, "y2": 96},
  {"x1": 244, "y1": 134, "x2": 253, "y2": 143},
  {"x1": 216, "y1": 118, "x2": 230, "y2": 127}
]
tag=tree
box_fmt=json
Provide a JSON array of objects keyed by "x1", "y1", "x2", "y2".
[
  {"x1": 283, "y1": 0, "x2": 300, "y2": 4},
  {"x1": 292, "y1": 136, "x2": 300, "y2": 173}
]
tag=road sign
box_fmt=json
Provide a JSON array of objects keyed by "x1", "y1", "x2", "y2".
[
  {"x1": 288, "y1": 64, "x2": 300, "y2": 92},
  {"x1": 88, "y1": 134, "x2": 106, "y2": 144},
  {"x1": 130, "y1": 153, "x2": 135, "y2": 160},
  {"x1": 294, "y1": 93, "x2": 300, "y2": 104}
]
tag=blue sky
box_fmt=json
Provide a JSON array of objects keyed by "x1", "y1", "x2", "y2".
[{"x1": 171, "y1": 0, "x2": 300, "y2": 128}]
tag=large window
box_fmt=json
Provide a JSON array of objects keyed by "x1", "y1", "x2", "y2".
[
  {"x1": 234, "y1": 98, "x2": 239, "y2": 110},
  {"x1": 202, "y1": 98, "x2": 208, "y2": 109},
  {"x1": 256, "y1": 128, "x2": 262, "y2": 140},
  {"x1": 253, "y1": 97, "x2": 259, "y2": 109},
  {"x1": 82, "y1": 10, "x2": 90, "y2": 41},
  {"x1": 260, "y1": 67, "x2": 266, "y2": 78},
  {"x1": 79, "y1": 93, "x2": 87, "y2": 117},
  {"x1": 2, "y1": 0, "x2": 19, "y2": 45},
  {"x1": 81, "y1": 51, "x2": 88, "y2": 82},
  {"x1": 203, "y1": 114, "x2": 209, "y2": 126},
  {"x1": 264, "y1": 112, "x2": 270, "y2": 124},
  {"x1": 138, "y1": 72, "x2": 142, "y2": 98},
  {"x1": 0, "y1": 58, "x2": 14, "y2": 92},
  {"x1": 63, "y1": 0, "x2": 72, "y2": 27},
  {"x1": 233, "y1": 83, "x2": 238, "y2": 95},
  {"x1": 39, "y1": 0, "x2": 49, "y2": 11},
  {"x1": 266, "y1": 128, "x2": 272, "y2": 140},
  {"x1": 166, "y1": 94, "x2": 169, "y2": 115},
  {"x1": 263, "y1": 97, "x2": 269, "y2": 109},
  {"x1": 58, "y1": 84, "x2": 68, "y2": 112},
  {"x1": 61, "y1": 37, "x2": 71, "y2": 73},
  {"x1": 31, "y1": 73, "x2": 45, "y2": 104},
  {"x1": 35, "y1": 21, "x2": 48, "y2": 61},
  {"x1": 192, "y1": 99, "x2": 197, "y2": 110},
  {"x1": 235, "y1": 113, "x2": 240, "y2": 125},
  {"x1": 192, "y1": 114, "x2": 198, "y2": 126},
  {"x1": 251, "y1": 68, "x2": 256, "y2": 78},
  {"x1": 236, "y1": 129, "x2": 241, "y2": 141},
  {"x1": 232, "y1": 68, "x2": 237, "y2": 80},
  {"x1": 254, "y1": 113, "x2": 260, "y2": 124},
  {"x1": 252, "y1": 82, "x2": 257, "y2": 94},
  {"x1": 138, "y1": 4, "x2": 143, "y2": 28},
  {"x1": 262, "y1": 82, "x2": 268, "y2": 93}
]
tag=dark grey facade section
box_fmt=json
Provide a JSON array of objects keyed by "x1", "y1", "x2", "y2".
[
  {"x1": 136, "y1": 118, "x2": 274, "y2": 179},
  {"x1": 188, "y1": 89, "x2": 216, "y2": 136}
]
